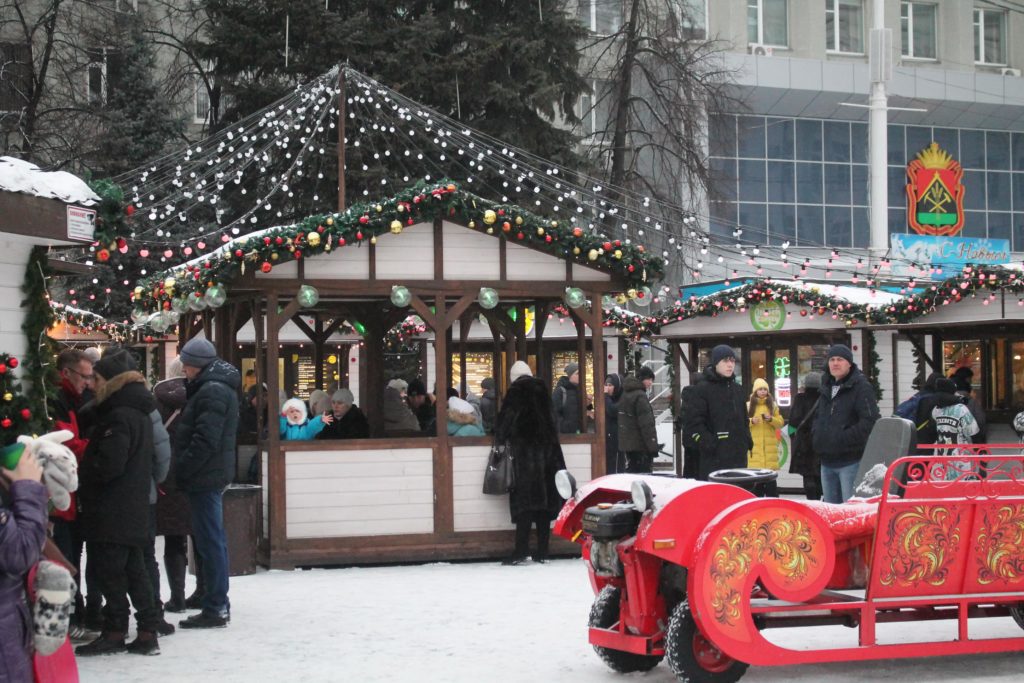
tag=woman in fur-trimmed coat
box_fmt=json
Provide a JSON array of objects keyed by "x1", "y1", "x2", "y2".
[{"x1": 493, "y1": 375, "x2": 566, "y2": 564}]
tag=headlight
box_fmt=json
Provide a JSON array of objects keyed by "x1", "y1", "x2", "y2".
[
  {"x1": 555, "y1": 469, "x2": 577, "y2": 500},
  {"x1": 631, "y1": 480, "x2": 654, "y2": 512}
]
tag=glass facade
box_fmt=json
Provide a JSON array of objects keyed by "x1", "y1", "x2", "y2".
[{"x1": 709, "y1": 113, "x2": 1024, "y2": 250}]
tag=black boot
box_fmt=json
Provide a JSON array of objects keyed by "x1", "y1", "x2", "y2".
[
  {"x1": 126, "y1": 630, "x2": 160, "y2": 656},
  {"x1": 156, "y1": 615, "x2": 176, "y2": 636},
  {"x1": 164, "y1": 552, "x2": 188, "y2": 613},
  {"x1": 83, "y1": 599, "x2": 104, "y2": 632},
  {"x1": 75, "y1": 631, "x2": 126, "y2": 656},
  {"x1": 179, "y1": 611, "x2": 229, "y2": 629}
]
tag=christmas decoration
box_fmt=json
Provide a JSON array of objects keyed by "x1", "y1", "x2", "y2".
[
  {"x1": 297, "y1": 284, "x2": 320, "y2": 308},
  {"x1": 204, "y1": 284, "x2": 227, "y2": 308},
  {"x1": 478, "y1": 287, "x2": 500, "y2": 310},
  {"x1": 563, "y1": 287, "x2": 586, "y2": 309},
  {"x1": 0, "y1": 353, "x2": 42, "y2": 445},
  {"x1": 390, "y1": 286, "x2": 412, "y2": 307}
]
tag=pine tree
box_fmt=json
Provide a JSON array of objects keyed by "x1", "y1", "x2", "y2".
[{"x1": 0, "y1": 353, "x2": 40, "y2": 447}]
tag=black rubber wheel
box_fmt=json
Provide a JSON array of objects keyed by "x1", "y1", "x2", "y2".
[
  {"x1": 588, "y1": 585, "x2": 663, "y2": 673},
  {"x1": 1010, "y1": 605, "x2": 1024, "y2": 630},
  {"x1": 665, "y1": 600, "x2": 748, "y2": 683}
]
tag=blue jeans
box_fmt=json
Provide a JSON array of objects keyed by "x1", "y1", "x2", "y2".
[
  {"x1": 821, "y1": 461, "x2": 859, "y2": 503},
  {"x1": 188, "y1": 490, "x2": 230, "y2": 617}
]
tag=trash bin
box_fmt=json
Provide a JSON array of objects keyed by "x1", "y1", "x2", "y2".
[
  {"x1": 708, "y1": 468, "x2": 778, "y2": 497},
  {"x1": 223, "y1": 484, "x2": 261, "y2": 576}
]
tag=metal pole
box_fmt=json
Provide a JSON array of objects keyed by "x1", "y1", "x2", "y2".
[{"x1": 868, "y1": 0, "x2": 890, "y2": 255}]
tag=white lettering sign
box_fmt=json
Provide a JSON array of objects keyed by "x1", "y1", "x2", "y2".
[{"x1": 66, "y1": 206, "x2": 97, "y2": 242}]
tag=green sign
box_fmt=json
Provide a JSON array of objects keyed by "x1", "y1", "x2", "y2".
[
  {"x1": 774, "y1": 356, "x2": 790, "y2": 378},
  {"x1": 749, "y1": 300, "x2": 786, "y2": 331}
]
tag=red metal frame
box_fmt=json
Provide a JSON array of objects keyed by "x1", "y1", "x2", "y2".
[{"x1": 558, "y1": 452, "x2": 1024, "y2": 679}]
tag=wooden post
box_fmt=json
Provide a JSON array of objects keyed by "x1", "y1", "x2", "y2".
[
  {"x1": 574, "y1": 312, "x2": 587, "y2": 433},
  {"x1": 671, "y1": 341, "x2": 683, "y2": 477},
  {"x1": 434, "y1": 294, "x2": 453, "y2": 535},
  {"x1": 266, "y1": 292, "x2": 285, "y2": 558},
  {"x1": 589, "y1": 298, "x2": 606, "y2": 476}
]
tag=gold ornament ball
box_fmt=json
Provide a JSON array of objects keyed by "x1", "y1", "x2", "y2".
[
  {"x1": 515, "y1": 216, "x2": 523, "y2": 226},
  {"x1": 468, "y1": 220, "x2": 476, "y2": 229},
  {"x1": 2, "y1": 393, "x2": 11, "y2": 402},
  {"x1": 271, "y1": 252, "x2": 279, "y2": 261},
  {"x1": 614, "y1": 249, "x2": 622, "y2": 259},
  {"x1": 163, "y1": 277, "x2": 176, "y2": 292},
  {"x1": 375, "y1": 204, "x2": 383, "y2": 213},
  {"x1": 390, "y1": 220, "x2": 403, "y2": 234},
  {"x1": 615, "y1": 293, "x2": 628, "y2": 305},
  {"x1": 550, "y1": 220, "x2": 558, "y2": 228},
  {"x1": 397, "y1": 203, "x2": 405, "y2": 213},
  {"x1": 483, "y1": 210, "x2": 497, "y2": 225},
  {"x1": 627, "y1": 288, "x2": 638, "y2": 299},
  {"x1": 370, "y1": 236, "x2": 377, "y2": 245},
  {"x1": 573, "y1": 246, "x2": 581, "y2": 255},
  {"x1": 306, "y1": 232, "x2": 321, "y2": 247},
  {"x1": 325, "y1": 217, "x2": 334, "y2": 226},
  {"x1": 486, "y1": 227, "x2": 494, "y2": 234},
  {"x1": 536, "y1": 227, "x2": 545, "y2": 236},
  {"x1": 587, "y1": 249, "x2": 599, "y2": 261}
]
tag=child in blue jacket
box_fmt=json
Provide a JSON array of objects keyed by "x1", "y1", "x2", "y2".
[{"x1": 280, "y1": 397, "x2": 333, "y2": 440}]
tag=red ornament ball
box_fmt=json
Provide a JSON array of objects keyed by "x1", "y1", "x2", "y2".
[
  {"x1": 19, "y1": 409, "x2": 30, "y2": 421},
  {"x1": 96, "y1": 249, "x2": 110, "y2": 262},
  {"x1": 7, "y1": 358, "x2": 18, "y2": 369},
  {"x1": 1, "y1": 418, "x2": 10, "y2": 429},
  {"x1": 0, "y1": 364, "x2": 7, "y2": 375},
  {"x1": 260, "y1": 262, "x2": 272, "y2": 273}
]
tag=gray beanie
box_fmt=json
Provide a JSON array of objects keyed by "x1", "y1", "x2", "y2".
[
  {"x1": 179, "y1": 336, "x2": 217, "y2": 369},
  {"x1": 332, "y1": 388, "x2": 355, "y2": 404},
  {"x1": 803, "y1": 371, "x2": 822, "y2": 390},
  {"x1": 564, "y1": 362, "x2": 580, "y2": 377}
]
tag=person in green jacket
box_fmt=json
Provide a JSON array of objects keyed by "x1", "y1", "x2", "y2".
[{"x1": 447, "y1": 397, "x2": 485, "y2": 437}]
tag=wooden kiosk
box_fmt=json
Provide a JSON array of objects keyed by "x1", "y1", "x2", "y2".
[{"x1": 144, "y1": 182, "x2": 660, "y2": 568}]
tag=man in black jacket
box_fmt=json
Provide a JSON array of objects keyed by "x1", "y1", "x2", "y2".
[
  {"x1": 618, "y1": 368, "x2": 658, "y2": 473},
  {"x1": 812, "y1": 344, "x2": 880, "y2": 503},
  {"x1": 553, "y1": 362, "x2": 583, "y2": 434},
  {"x1": 316, "y1": 388, "x2": 370, "y2": 440},
  {"x1": 175, "y1": 336, "x2": 240, "y2": 629},
  {"x1": 75, "y1": 350, "x2": 162, "y2": 656},
  {"x1": 685, "y1": 345, "x2": 752, "y2": 480}
]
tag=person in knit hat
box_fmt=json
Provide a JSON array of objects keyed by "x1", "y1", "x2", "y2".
[
  {"x1": 279, "y1": 397, "x2": 333, "y2": 440},
  {"x1": 682, "y1": 344, "x2": 751, "y2": 480},
  {"x1": 509, "y1": 360, "x2": 532, "y2": 383},
  {"x1": 746, "y1": 378, "x2": 783, "y2": 495},
  {"x1": 618, "y1": 370, "x2": 658, "y2": 473},
  {"x1": 812, "y1": 343, "x2": 880, "y2": 503},
  {"x1": 173, "y1": 336, "x2": 239, "y2": 629},
  {"x1": 553, "y1": 361, "x2": 583, "y2": 435},
  {"x1": 316, "y1": 388, "x2": 369, "y2": 440},
  {"x1": 603, "y1": 374, "x2": 623, "y2": 474},
  {"x1": 446, "y1": 397, "x2": 485, "y2": 437},
  {"x1": 479, "y1": 378, "x2": 498, "y2": 435}
]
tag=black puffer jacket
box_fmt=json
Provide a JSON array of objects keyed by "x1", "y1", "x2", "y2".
[
  {"x1": 812, "y1": 366, "x2": 880, "y2": 466},
  {"x1": 79, "y1": 372, "x2": 156, "y2": 546},
  {"x1": 787, "y1": 388, "x2": 820, "y2": 478},
  {"x1": 684, "y1": 365, "x2": 752, "y2": 480},
  {"x1": 495, "y1": 377, "x2": 566, "y2": 523},
  {"x1": 553, "y1": 376, "x2": 582, "y2": 434},
  {"x1": 176, "y1": 359, "x2": 241, "y2": 492},
  {"x1": 617, "y1": 376, "x2": 657, "y2": 454}
]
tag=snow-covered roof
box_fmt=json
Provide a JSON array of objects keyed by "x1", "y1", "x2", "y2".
[
  {"x1": 0, "y1": 156, "x2": 99, "y2": 205},
  {"x1": 687, "y1": 279, "x2": 905, "y2": 309}
]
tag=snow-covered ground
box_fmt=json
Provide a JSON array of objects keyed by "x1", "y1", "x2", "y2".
[{"x1": 77, "y1": 556, "x2": 1024, "y2": 683}]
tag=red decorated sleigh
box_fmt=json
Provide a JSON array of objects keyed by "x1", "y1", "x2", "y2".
[{"x1": 554, "y1": 448, "x2": 1024, "y2": 682}]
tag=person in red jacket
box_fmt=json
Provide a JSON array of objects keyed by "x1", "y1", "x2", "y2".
[{"x1": 52, "y1": 348, "x2": 95, "y2": 635}]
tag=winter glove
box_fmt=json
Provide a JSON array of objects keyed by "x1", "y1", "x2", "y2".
[{"x1": 32, "y1": 560, "x2": 76, "y2": 655}]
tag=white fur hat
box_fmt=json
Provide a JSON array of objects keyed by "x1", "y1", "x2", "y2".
[
  {"x1": 509, "y1": 360, "x2": 532, "y2": 383},
  {"x1": 281, "y1": 397, "x2": 308, "y2": 421},
  {"x1": 447, "y1": 396, "x2": 474, "y2": 415}
]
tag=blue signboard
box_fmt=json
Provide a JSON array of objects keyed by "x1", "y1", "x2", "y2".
[{"x1": 890, "y1": 233, "x2": 1010, "y2": 266}]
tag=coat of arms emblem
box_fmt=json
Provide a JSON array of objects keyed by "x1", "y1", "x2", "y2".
[{"x1": 905, "y1": 142, "x2": 965, "y2": 236}]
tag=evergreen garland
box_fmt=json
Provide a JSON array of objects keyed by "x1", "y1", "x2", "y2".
[
  {"x1": 864, "y1": 329, "x2": 882, "y2": 402},
  {"x1": 19, "y1": 247, "x2": 57, "y2": 435}
]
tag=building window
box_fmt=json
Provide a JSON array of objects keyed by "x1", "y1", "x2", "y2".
[
  {"x1": 900, "y1": 2, "x2": 936, "y2": 60},
  {"x1": 669, "y1": 0, "x2": 707, "y2": 41},
  {"x1": 577, "y1": 0, "x2": 621, "y2": 35},
  {"x1": 85, "y1": 47, "x2": 115, "y2": 106},
  {"x1": 747, "y1": 0, "x2": 788, "y2": 47},
  {"x1": 0, "y1": 42, "x2": 31, "y2": 113},
  {"x1": 974, "y1": 8, "x2": 1007, "y2": 65},
  {"x1": 826, "y1": 0, "x2": 864, "y2": 53},
  {"x1": 577, "y1": 80, "x2": 611, "y2": 138},
  {"x1": 193, "y1": 75, "x2": 210, "y2": 124}
]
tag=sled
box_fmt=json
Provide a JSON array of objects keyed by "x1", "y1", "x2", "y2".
[{"x1": 554, "y1": 447, "x2": 1024, "y2": 682}]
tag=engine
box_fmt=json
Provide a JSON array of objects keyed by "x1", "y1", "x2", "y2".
[{"x1": 582, "y1": 502, "x2": 641, "y2": 577}]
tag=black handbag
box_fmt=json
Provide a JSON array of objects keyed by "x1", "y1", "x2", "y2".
[{"x1": 482, "y1": 443, "x2": 515, "y2": 495}]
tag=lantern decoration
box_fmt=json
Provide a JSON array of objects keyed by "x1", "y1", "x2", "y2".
[
  {"x1": 564, "y1": 287, "x2": 587, "y2": 309},
  {"x1": 297, "y1": 284, "x2": 320, "y2": 308},
  {"x1": 478, "y1": 287, "x2": 500, "y2": 310},
  {"x1": 390, "y1": 285, "x2": 412, "y2": 307},
  {"x1": 204, "y1": 284, "x2": 227, "y2": 308}
]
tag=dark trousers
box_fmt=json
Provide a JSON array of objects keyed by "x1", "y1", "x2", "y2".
[
  {"x1": 164, "y1": 534, "x2": 188, "y2": 603},
  {"x1": 624, "y1": 451, "x2": 654, "y2": 474},
  {"x1": 189, "y1": 490, "x2": 230, "y2": 617},
  {"x1": 142, "y1": 505, "x2": 162, "y2": 609},
  {"x1": 513, "y1": 511, "x2": 552, "y2": 560},
  {"x1": 92, "y1": 541, "x2": 160, "y2": 633},
  {"x1": 51, "y1": 518, "x2": 85, "y2": 623}
]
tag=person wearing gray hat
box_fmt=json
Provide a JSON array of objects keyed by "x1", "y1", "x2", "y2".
[
  {"x1": 683, "y1": 343, "x2": 751, "y2": 480},
  {"x1": 174, "y1": 337, "x2": 239, "y2": 629},
  {"x1": 553, "y1": 361, "x2": 583, "y2": 434},
  {"x1": 317, "y1": 388, "x2": 370, "y2": 440},
  {"x1": 813, "y1": 344, "x2": 880, "y2": 503},
  {"x1": 787, "y1": 372, "x2": 823, "y2": 500}
]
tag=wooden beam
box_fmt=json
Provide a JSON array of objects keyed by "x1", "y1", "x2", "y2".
[
  {"x1": 905, "y1": 333, "x2": 939, "y2": 372},
  {"x1": 433, "y1": 294, "x2": 453, "y2": 534},
  {"x1": 265, "y1": 292, "x2": 286, "y2": 557},
  {"x1": 443, "y1": 293, "x2": 476, "y2": 329},
  {"x1": 671, "y1": 341, "x2": 683, "y2": 477},
  {"x1": 590, "y1": 298, "x2": 606, "y2": 477},
  {"x1": 276, "y1": 298, "x2": 302, "y2": 330},
  {"x1": 407, "y1": 294, "x2": 438, "y2": 330}
]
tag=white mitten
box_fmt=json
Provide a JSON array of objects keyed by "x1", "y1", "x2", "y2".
[{"x1": 32, "y1": 560, "x2": 76, "y2": 655}]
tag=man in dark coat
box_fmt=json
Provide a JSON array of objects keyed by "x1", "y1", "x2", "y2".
[
  {"x1": 317, "y1": 388, "x2": 370, "y2": 440},
  {"x1": 602, "y1": 374, "x2": 623, "y2": 474},
  {"x1": 553, "y1": 362, "x2": 583, "y2": 434},
  {"x1": 618, "y1": 368, "x2": 659, "y2": 473},
  {"x1": 494, "y1": 364, "x2": 566, "y2": 564},
  {"x1": 812, "y1": 344, "x2": 881, "y2": 503},
  {"x1": 76, "y1": 349, "x2": 162, "y2": 656},
  {"x1": 684, "y1": 345, "x2": 752, "y2": 481},
  {"x1": 479, "y1": 378, "x2": 497, "y2": 435},
  {"x1": 787, "y1": 372, "x2": 822, "y2": 500},
  {"x1": 175, "y1": 336, "x2": 239, "y2": 629},
  {"x1": 406, "y1": 378, "x2": 434, "y2": 432}
]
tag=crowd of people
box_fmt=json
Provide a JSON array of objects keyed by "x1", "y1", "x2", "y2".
[{"x1": 31, "y1": 335, "x2": 239, "y2": 664}]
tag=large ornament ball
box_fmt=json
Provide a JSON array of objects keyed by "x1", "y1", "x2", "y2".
[
  {"x1": 564, "y1": 287, "x2": 586, "y2": 309},
  {"x1": 164, "y1": 310, "x2": 181, "y2": 325},
  {"x1": 483, "y1": 210, "x2": 497, "y2": 225},
  {"x1": 390, "y1": 220, "x2": 403, "y2": 234},
  {"x1": 627, "y1": 288, "x2": 638, "y2": 300},
  {"x1": 261, "y1": 261, "x2": 273, "y2": 273},
  {"x1": 171, "y1": 297, "x2": 190, "y2": 314},
  {"x1": 587, "y1": 249, "x2": 599, "y2": 261},
  {"x1": 204, "y1": 284, "x2": 227, "y2": 308},
  {"x1": 149, "y1": 313, "x2": 169, "y2": 333},
  {"x1": 478, "y1": 287, "x2": 500, "y2": 310},
  {"x1": 131, "y1": 308, "x2": 148, "y2": 325},
  {"x1": 390, "y1": 285, "x2": 412, "y2": 308},
  {"x1": 297, "y1": 284, "x2": 320, "y2": 308},
  {"x1": 634, "y1": 286, "x2": 653, "y2": 308},
  {"x1": 187, "y1": 294, "x2": 208, "y2": 312},
  {"x1": 306, "y1": 232, "x2": 321, "y2": 248}
]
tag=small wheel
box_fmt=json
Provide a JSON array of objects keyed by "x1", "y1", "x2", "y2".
[
  {"x1": 1010, "y1": 605, "x2": 1024, "y2": 630},
  {"x1": 665, "y1": 600, "x2": 748, "y2": 683},
  {"x1": 588, "y1": 585, "x2": 663, "y2": 673}
]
